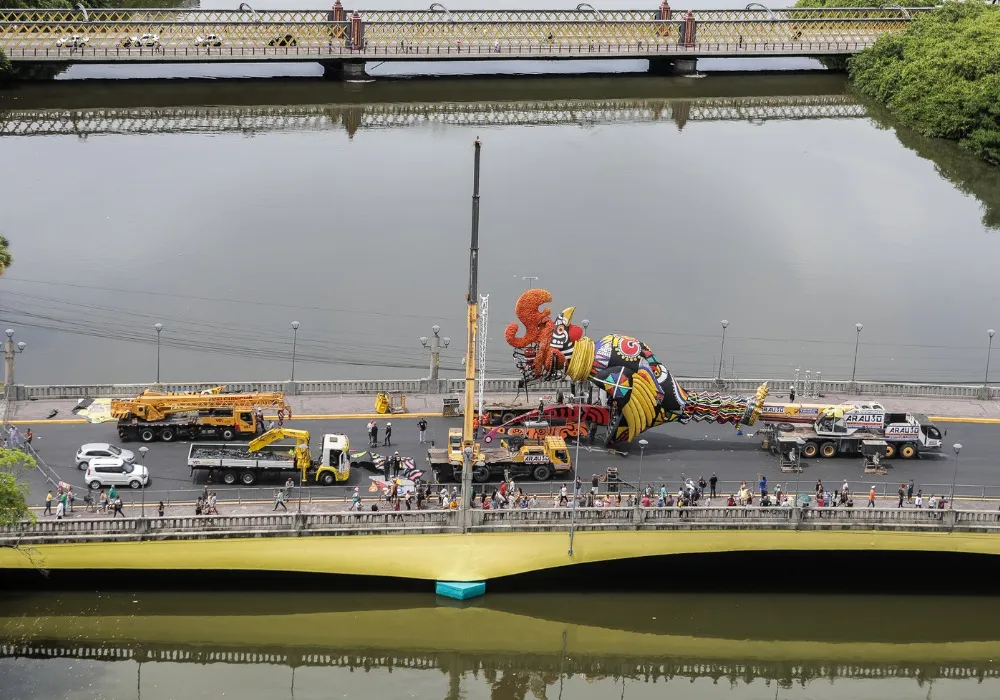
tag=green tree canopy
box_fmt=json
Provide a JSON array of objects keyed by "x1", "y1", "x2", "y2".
[
  {"x1": 0, "y1": 448, "x2": 37, "y2": 526},
  {"x1": 849, "y1": 2, "x2": 1000, "y2": 165}
]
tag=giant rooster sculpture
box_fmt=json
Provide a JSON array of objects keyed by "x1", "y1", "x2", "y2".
[{"x1": 505, "y1": 289, "x2": 768, "y2": 447}]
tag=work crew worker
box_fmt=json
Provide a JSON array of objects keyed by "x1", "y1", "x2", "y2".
[
  {"x1": 418, "y1": 419, "x2": 428, "y2": 443},
  {"x1": 384, "y1": 422, "x2": 392, "y2": 446}
]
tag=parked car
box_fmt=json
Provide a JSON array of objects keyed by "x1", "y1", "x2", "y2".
[
  {"x1": 85, "y1": 457, "x2": 149, "y2": 490},
  {"x1": 268, "y1": 33, "x2": 297, "y2": 47},
  {"x1": 55, "y1": 35, "x2": 90, "y2": 48},
  {"x1": 76, "y1": 443, "x2": 135, "y2": 470},
  {"x1": 121, "y1": 34, "x2": 160, "y2": 48},
  {"x1": 194, "y1": 34, "x2": 223, "y2": 47}
]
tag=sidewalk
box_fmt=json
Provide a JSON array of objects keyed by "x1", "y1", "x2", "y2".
[
  {"x1": 29, "y1": 493, "x2": 1000, "y2": 520},
  {"x1": 9, "y1": 390, "x2": 1000, "y2": 423}
]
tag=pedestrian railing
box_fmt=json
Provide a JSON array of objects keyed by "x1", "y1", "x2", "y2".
[
  {"x1": 15, "y1": 376, "x2": 1000, "y2": 400},
  {"x1": 6, "y1": 506, "x2": 1000, "y2": 545}
]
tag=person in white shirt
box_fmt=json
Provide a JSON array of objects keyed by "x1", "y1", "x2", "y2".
[{"x1": 914, "y1": 494, "x2": 923, "y2": 508}]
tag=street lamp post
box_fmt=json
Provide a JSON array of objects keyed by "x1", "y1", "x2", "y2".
[
  {"x1": 420, "y1": 325, "x2": 450, "y2": 381},
  {"x1": 138, "y1": 446, "x2": 148, "y2": 518},
  {"x1": 717, "y1": 320, "x2": 729, "y2": 381},
  {"x1": 949, "y1": 443, "x2": 962, "y2": 509},
  {"x1": 637, "y1": 439, "x2": 648, "y2": 498},
  {"x1": 568, "y1": 397, "x2": 584, "y2": 556},
  {"x1": 2, "y1": 329, "x2": 26, "y2": 388},
  {"x1": 984, "y1": 329, "x2": 995, "y2": 392},
  {"x1": 521, "y1": 276, "x2": 539, "y2": 289},
  {"x1": 290, "y1": 321, "x2": 300, "y2": 382},
  {"x1": 153, "y1": 323, "x2": 163, "y2": 384},
  {"x1": 851, "y1": 323, "x2": 863, "y2": 387}
]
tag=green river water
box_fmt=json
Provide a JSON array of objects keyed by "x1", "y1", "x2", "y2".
[{"x1": 2, "y1": 592, "x2": 1000, "y2": 699}]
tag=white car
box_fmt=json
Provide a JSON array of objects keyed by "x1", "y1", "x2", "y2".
[
  {"x1": 121, "y1": 34, "x2": 160, "y2": 48},
  {"x1": 85, "y1": 457, "x2": 149, "y2": 490},
  {"x1": 195, "y1": 34, "x2": 223, "y2": 47},
  {"x1": 55, "y1": 35, "x2": 90, "y2": 48},
  {"x1": 76, "y1": 443, "x2": 135, "y2": 470}
]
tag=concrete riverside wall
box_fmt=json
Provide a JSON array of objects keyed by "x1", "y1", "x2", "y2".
[
  {"x1": 2, "y1": 507, "x2": 997, "y2": 546},
  {"x1": 11, "y1": 377, "x2": 1000, "y2": 400}
]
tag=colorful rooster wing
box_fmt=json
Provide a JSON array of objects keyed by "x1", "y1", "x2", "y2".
[{"x1": 504, "y1": 289, "x2": 768, "y2": 446}]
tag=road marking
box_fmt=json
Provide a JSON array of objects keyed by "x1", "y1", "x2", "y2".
[
  {"x1": 929, "y1": 416, "x2": 1000, "y2": 424},
  {"x1": 8, "y1": 412, "x2": 444, "y2": 426}
]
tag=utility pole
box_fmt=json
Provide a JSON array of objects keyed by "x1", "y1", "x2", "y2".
[
  {"x1": 420, "y1": 325, "x2": 450, "y2": 381},
  {"x1": 3, "y1": 329, "x2": 26, "y2": 388},
  {"x1": 153, "y1": 323, "x2": 163, "y2": 384},
  {"x1": 461, "y1": 138, "x2": 482, "y2": 534}
]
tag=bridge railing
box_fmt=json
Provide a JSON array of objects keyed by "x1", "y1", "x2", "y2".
[
  {"x1": 4, "y1": 506, "x2": 999, "y2": 544},
  {"x1": 14, "y1": 377, "x2": 1000, "y2": 400}
]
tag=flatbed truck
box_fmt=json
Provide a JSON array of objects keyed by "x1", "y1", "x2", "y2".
[
  {"x1": 187, "y1": 430, "x2": 351, "y2": 485},
  {"x1": 428, "y1": 427, "x2": 572, "y2": 483}
]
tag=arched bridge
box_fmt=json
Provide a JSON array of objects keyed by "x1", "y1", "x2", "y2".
[
  {"x1": 0, "y1": 94, "x2": 866, "y2": 137},
  {"x1": 0, "y1": 5, "x2": 929, "y2": 74}
]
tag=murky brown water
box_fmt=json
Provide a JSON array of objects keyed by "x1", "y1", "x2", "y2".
[{"x1": 3, "y1": 592, "x2": 1000, "y2": 699}]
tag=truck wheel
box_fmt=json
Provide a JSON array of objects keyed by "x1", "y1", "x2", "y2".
[
  {"x1": 140, "y1": 429, "x2": 155, "y2": 442},
  {"x1": 241, "y1": 471, "x2": 257, "y2": 485},
  {"x1": 532, "y1": 464, "x2": 553, "y2": 481},
  {"x1": 160, "y1": 428, "x2": 175, "y2": 442},
  {"x1": 777, "y1": 422, "x2": 795, "y2": 432},
  {"x1": 820, "y1": 442, "x2": 837, "y2": 458},
  {"x1": 884, "y1": 443, "x2": 897, "y2": 459},
  {"x1": 319, "y1": 472, "x2": 335, "y2": 485},
  {"x1": 802, "y1": 442, "x2": 819, "y2": 459},
  {"x1": 900, "y1": 443, "x2": 917, "y2": 459},
  {"x1": 472, "y1": 466, "x2": 490, "y2": 483},
  {"x1": 501, "y1": 412, "x2": 516, "y2": 424},
  {"x1": 222, "y1": 471, "x2": 237, "y2": 485},
  {"x1": 221, "y1": 428, "x2": 236, "y2": 441}
]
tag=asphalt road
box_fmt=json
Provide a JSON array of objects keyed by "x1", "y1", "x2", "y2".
[{"x1": 18, "y1": 416, "x2": 999, "y2": 504}]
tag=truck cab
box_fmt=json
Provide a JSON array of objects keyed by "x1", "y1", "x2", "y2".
[{"x1": 314, "y1": 434, "x2": 351, "y2": 483}]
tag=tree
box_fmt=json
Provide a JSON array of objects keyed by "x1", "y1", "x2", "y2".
[
  {"x1": 0, "y1": 447, "x2": 37, "y2": 527},
  {"x1": 0, "y1": 235, "x2": 12, "y2": 276}
]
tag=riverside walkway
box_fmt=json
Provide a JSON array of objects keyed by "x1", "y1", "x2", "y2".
[{"x1": 0, "y1": 5, "x2": 926, "y2": 76}]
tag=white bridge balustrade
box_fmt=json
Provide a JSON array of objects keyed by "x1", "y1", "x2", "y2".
[
  {"x1": 3, "y1": 507, "x2": 1000, "y2": 546},
  {"x1": 14, "y1": 377, "x2": 1000, "y2": 400}
]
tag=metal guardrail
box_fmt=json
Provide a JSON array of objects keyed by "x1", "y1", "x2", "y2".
[
  {"x1": 13, "y1": 377, "x2": 1000, "y2": 400},
  {"x1": 3, "y1": 507, "x2": 998, "y2": 544}
]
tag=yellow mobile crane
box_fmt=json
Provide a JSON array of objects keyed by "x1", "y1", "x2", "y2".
[{"x1": 112, "y1": 391, "x2": 291, "y2": 443}]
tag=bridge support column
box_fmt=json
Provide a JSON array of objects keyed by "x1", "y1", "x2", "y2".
[
  {"x1": 435, "y1": 580, "x2": 486, "y2": 600},
  {"x1": 648, "y1": 58, "x2": 698, "y2": 76},
  {"x1": 322, "y1": 59, "x2": 369, "y2": 81}
]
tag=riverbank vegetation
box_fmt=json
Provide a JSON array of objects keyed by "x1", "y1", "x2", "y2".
[
  {"x1": 0, "y1": 448, "x2": 36, "y2": 527},
  {"x1": 850, "y1": 2, "x2": 1000, "y2": 166}
]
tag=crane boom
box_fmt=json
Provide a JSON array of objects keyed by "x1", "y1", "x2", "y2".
[
  {"x1": 463, "y1": 137, "x2": 482, "y2": 450},
  {"x1": 111, "y1": 392, "x2": 290, "y2": 422},
  {"x1": 248, "y1": 428, "x2": 312, "y2": 474}
]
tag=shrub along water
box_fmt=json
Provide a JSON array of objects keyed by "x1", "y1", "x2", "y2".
[{"x1": 849, "y1": 2, "x2": 1000, "y2": 166}]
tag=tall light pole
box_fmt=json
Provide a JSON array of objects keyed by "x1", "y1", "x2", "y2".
[
  {"x1": 568, "y1": 397, "x2": 584, "y2": 556},
  {"x1": 153, "y1": 323, "x2": 163, "y2": 384},
  {"x1": 949, "y1": 443, "x2": 962, "y2": 509},
  {"x1": 637, "y1": 439, "x2": 648, "y2": 498},
  {"x1": 851, "y1": 323, "x2": 864, "y2": 386},
  {"x1": 138, "y1": 445, "x2": 148, "y2": 517},
  {"x1": 716, "y1": 320, "x2": 729, "y2": 381},
  {"x1": 289, "y1": 321, "x2": 300, "y2": 381},
  {"x1": 3, "y1": 329, "x2": 26, "y2": 388},
  {"x1": 521, "y1": 275, "x2": 539, "y2": 289},
  {"x1": 420, "y1": 325, "x2": 450, "y2": 381},
  {"x1": 984, "y1": 329, "x2": 995, "y2": 391}
]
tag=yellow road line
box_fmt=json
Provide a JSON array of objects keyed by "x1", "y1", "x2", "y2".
[
  {"x1": 9, "y1": 412, "x2": 445, "y2": 426},
  {"x1": 929, "y1": 416, "x2": 1000, "y2": 424}
]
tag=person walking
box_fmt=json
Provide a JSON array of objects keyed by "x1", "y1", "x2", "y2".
[
  {"x1": 44, "y1": 490, "x2": 53, "y2": 516},
  {"x1": 55, "y1": 497, "x2": 65, "y2": 519},
  {"x1": 371, "y1": 422, "x2": 379, "y2": 448},
  {"x1": 284, "y1": 477, "x2": 294, "y2": 500},
  {"x1": 273, "y1": 489, "x2": 288, "y2": 511},
  {"x1": 349, "y1": 487, "x2": 361, "y2": 511},
  {"x1": 391, "y1": 452, "x2": 401, "y2": 480},
  {"x1": 898, "y1": 483, "x2": 906, "y2": 508},
  {"x1": 789, "y1": 386, "x2": 796, "y2": 402},
  {"x1": 915, "y1": 491, "x2": 923, "y2": 508},
  {"x1": 759, "y1": 474, "x2": 767, "y2": 497},
  {"x1": 868, "y1": 485, "x2": 877, "y2": 508},
  {"x1": 112, "y1": 497, "x2": 124, "y2": 518},
  {"x1": 158, "y1": 501, "x2": 165, "y2": 517},
  {"x1": 25, "y1": 429, "x2": 33, "y2": 447},
  {"x1": 709, "y1": 473, "x2": 718, "y2": 498},
  {"x1": 907, "y1": 479, "x2": 915, "y2": 503},
  {"x1": 384, "y1": 421, "x2": 392, "y2": 446},
  {"x1": 418, "y1": 418, "x2": 428, "y2": 443}
]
